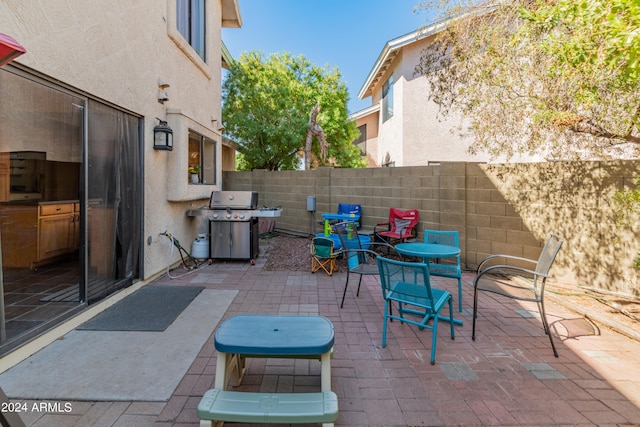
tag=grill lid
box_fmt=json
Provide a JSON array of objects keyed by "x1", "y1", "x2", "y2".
[{"x1": 209, "y1": 191, "x2": 258, "y2": 210}]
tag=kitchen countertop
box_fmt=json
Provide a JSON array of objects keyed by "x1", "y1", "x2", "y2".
[
  {"x1": 1, "y1": 199, "x2": 79, "y2": 206},
  {"x1": 38, "y1": 200, "x2": 79, "y2": 205}
]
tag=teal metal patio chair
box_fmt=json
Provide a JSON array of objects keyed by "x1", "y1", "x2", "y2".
[
  {"x1": 336, "y1": 224, "x2": 398, "y2": 308},
  {"x1": 377, "y1": 256, "x2": 455, "y2": 364},
  {"x1": 424, "y1": 230, "x2": 463, "y2": 312},
  {"x1": 472, "y1": 234, "x2": 564, "y2": 357}
]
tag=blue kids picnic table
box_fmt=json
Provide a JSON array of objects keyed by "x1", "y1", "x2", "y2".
[
  {"x1": 213, "y1": 314, "x2": 334, "y2": 391},
  {"x1": 199, "y1": 315, "x2": 338, "y2": 426}
]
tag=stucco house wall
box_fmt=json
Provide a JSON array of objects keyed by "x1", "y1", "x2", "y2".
[
  {"x1": 398, "y1": 40, "x2": 477, "y2": 165},
  {"x1": 0, "y1": 0, "x2": 239, "y2": 279},
  {"x1": 351, "y1": 27, "x2": 504, "y2": 167},
  {"x1": 351, "y1": 106, "x2": 379, "y2": 166},
  {"x1": 376, "y1": 51, "x2": 406, "y2": 167}
]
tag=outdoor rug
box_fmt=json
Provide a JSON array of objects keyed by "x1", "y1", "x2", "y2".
[
  {"x1": 0, "y1": 288, "x2": 238, "y2": 401},
  {"x1": 77, "y1": 285, "x2": 204, "y2": 331}
]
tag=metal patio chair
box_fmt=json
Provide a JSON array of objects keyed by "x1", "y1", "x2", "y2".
[
  {"x1": 424, "y1": 230, "x2": 463, "y2": 312},
  {"x1": 472, "y1": 234, "x2": 564, "y2": 357},
  {"x1": 377, "y1": 256, "x2": 455, "y2": 364},
  {"x1": 336, "y1": 224, "x2": 398, "y2": 308}
]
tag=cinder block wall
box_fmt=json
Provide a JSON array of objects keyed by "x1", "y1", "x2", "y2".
[{"x1": 224, "y1": 160, "x2": 640, "y2": 296}]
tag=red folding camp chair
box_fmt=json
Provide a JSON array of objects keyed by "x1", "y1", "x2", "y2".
[{"x1": 374, "y1": 208, "x2": 419, "y2": 246}]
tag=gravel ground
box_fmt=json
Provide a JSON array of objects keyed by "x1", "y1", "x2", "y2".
[
  {"x1": 259, "y1": 232, "x2": 640, "y2": 341},
  {"x1": 260, "y1": 232, "x2": 379, "y2": 272},
  {"x1": 261, "y1": 233, "x2": 325, "y2": 271}
]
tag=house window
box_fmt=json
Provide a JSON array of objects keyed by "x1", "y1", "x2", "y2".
[
  {"x1": 176, "y1": 0, "x2": 206, "y2": 61},
  {"x1": 382, "y1": 75, "x2": 394, "y2": 122},
  {"x1": 353, "y1": 124, "x2": 367, "y2": 156},
  {"x1": 188, "y1": 130, "x2": 216, "y2": 184}
]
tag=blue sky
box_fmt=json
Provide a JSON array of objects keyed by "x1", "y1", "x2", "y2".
[{"x1": 222, "y1": 0, "x2": 433, "y2": 114}]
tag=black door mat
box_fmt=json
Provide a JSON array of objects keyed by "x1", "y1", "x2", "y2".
[{"x1": 77, "y1": 285, "x2": 204, "y2": 332}]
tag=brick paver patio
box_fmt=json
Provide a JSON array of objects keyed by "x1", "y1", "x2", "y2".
[{"x1": 15, "y1": 248, "x2": 640, "y2": 426}]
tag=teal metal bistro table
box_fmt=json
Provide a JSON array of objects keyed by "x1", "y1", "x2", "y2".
[
  {"x1": 395, "y1": 242, "x2": 460, "y2": 259},
  {"x1": 394, "y1": 243, "x2": 463, "y2": 325}
]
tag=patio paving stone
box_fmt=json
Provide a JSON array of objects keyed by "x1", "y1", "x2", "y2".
[{"x1": 7, "y1": 258, "x2": 640, "y2": 426}]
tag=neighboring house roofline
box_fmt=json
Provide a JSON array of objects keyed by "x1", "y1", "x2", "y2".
[
  {"x1": 348, "y1": 104, "x2": 380, "y2": 121},
  {"x1": 222, "y1": 135, "x2": 239, "y2": 149},
  {"x1": 358, "y1": 2, "x2": 498, "y2": 100},
  {"x1": 358, "y1": 22, "x2": 446, "y2": 100},
  {"x1": 222, "y1": 40, "x2": 233, "y2": 69},
  {"x1": 221, "y1": 0, "x2": 242, "y2": 28}
]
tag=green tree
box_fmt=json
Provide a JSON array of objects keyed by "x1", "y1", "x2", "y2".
[
  {"x1": 415, "y1": 0, "x2": 640, "y2": 161},
  {"x1": 223, "y1": 51, "x2": 363, "y2": 170}
]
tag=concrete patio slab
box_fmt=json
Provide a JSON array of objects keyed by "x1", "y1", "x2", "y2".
[{"x1": 0, "y1": 288, "x2": 237, "y2": 401}]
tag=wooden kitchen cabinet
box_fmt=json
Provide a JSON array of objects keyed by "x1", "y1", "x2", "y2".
[
  {"x1": 0, "y1": 201, "x2": 79, "y2": 268},
  {"x1": 0, "y1": 205, "x2": 38, "y2": 268},
  {"x1": 38, "y1": 203, "x2": 74, "y2": 261}
]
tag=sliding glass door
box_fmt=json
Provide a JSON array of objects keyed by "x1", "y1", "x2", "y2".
[
  {"x1": 86, "y1": 100, "x2": 142, "y2": 303},
  {"x1": 0, "y1": 67, "x2": 142, "y2": 354},
  {"x1": 0, "y1": 69, "x2": 83, "y2": 350}
]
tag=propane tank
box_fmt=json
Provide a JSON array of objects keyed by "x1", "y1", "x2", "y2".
[{"x1": 191, "y1": 233, "x2": 209, "y2": 260}]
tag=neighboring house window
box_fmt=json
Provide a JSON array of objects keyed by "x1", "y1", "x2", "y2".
[
  {"x1": 176, "y1": 0, "x2": 206, "y2": 61},
  {"x1": 353, "y1": 124, "x2": 367, "y2": 156},
  {"x1": 382, "y1": 75, "x2": 394, "y2": 122},
  {"x1": 188, "y1": 130, "x2": 216, "y2": 184}
]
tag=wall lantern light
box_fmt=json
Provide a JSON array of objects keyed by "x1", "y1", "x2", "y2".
[
  {"x1": 0, "y1": 33, "x2": 26, "y2": 67},
  {"x1": 153, "y1": 118, "x2": 173, "y2": 151}
]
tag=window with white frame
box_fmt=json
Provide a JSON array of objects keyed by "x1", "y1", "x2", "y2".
[
  {"x1": 176, "y1": 0, "x2": 206, "y2": 61},
  {"x1": 188, "y1": 130, "x2": 216, "y2": 185},
  {"x1": 382, "y1": 75, "x2": 394, "y2": 122}
]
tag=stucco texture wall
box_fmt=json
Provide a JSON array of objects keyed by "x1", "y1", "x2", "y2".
[
  {"x1": 224, "y1": 161, "x2": 640, "y2": 297},
  {"x1": 0, "y1": 0, "x2": 226, "y2": 278}
]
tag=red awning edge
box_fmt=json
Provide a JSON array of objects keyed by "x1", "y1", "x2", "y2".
[{"x1": 0, "y1": 33, "x2": 26, "y2": 67}]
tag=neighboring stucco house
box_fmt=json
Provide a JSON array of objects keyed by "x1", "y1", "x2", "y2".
[
  {"x1": 350, "y1": 25, "x2": 493, "y2": 167},
  {"x1": 0, "y1": 0, "x2": 241, "y2": 356}
]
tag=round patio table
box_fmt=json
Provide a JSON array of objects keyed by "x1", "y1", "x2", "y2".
[
  {"x1": 394, "y1": 242, "x2": 460, "y2": 259},
  {"x1": 394, "y1": 242, "x2": 462, "y2": 326}
]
